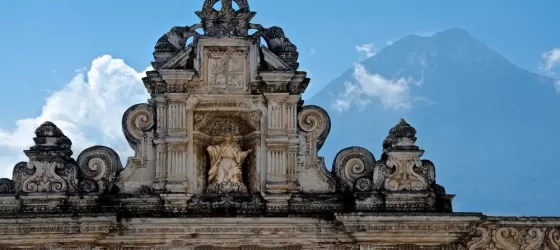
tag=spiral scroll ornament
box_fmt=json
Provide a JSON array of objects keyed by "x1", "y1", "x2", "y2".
[
  {"x1": 77, "y1": 146, "x2": 123, "y2": 193},
  {"x1": 461, "y1": 226, "x2": 560, "y2": 250},
  {"x1": 122, "y1": 104, "x2": 155, "y2": 150},
  {"x1": 297, "y1": 105, "x2": 331, "y2": 151},
  {"x1": 333, "y1": 147, "x2": 375, "y2": 192}
]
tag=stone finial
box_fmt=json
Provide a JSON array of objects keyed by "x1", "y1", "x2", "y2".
[
  {"x1": 17, "y1": 122, "x2": 79, "y2": 194},
  {"x1": 389, "y1": 119, "x2": 416, "y2": 138},
  {"x1": 382, "y1": 118, "x2": 418, "y2": 151},
  {"x1": 196, "y1": 0, "x2": 256, "y2": 37},
  {"x1": 27, "y1": 121, "x2": 73, "y2": 156}
]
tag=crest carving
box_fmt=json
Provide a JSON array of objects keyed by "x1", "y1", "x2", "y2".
[{"x1": 205, "y1": 48, "x2": 249, "y2": 94}]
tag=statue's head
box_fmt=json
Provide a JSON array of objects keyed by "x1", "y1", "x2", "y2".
[{"x1": 223, "y1": 132, "x2": 234, "y2": 143}]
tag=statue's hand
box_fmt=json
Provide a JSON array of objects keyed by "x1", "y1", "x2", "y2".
[{"x1": 248, "y1": 149, "x2": 253, "y2": 153}]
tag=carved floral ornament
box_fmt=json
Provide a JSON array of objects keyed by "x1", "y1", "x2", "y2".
[{"x1": 460, "y1": 225, "x2": 560, "y2": 249}]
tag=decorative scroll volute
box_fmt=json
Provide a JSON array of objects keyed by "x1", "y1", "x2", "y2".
[
  {"x1": 296, "y1": 105, "x2": 335, "y2": 192},
  {"x1": 297, "y1": 105, "x2": 330, "y2": 152},
  {"x1": 122, "y1": 103, "x2": 156, "y2": 150},
  {"x1": 76, "y1": 146, "x2": 123, "y2": 194},
  {"x1": 119, "y1": 103, "x2": 157, "y2": 192},
  {"x1": 333, "y1": 147, "x2": 375, "y2": 192},
  {"x1": 461, "y1": 226, "x2": 560, "y2": 250}
]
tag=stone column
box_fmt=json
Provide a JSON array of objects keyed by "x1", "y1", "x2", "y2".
[
  {"x1": 243, "y1": 132, "x2": 262, "y2": 193},
  {"x1": 191, "y1": 131, "x2": 211, "y2": 194},
  {"x1": 264, "y1": 93, "x2": 290, "y2": 194},
  {"x1": 164, "y1": 93, "x2": 189, "y2": 193},
  {"x1": 286, "y1": 96, "x2": 300, "y2": 192},
  {"x1": 153, "y1": 95, "x2": 167, "y2": 136},
  {"x1": 152, "y1": 95, "x2": 168, "y2": 192},
  {"x1": 152, "y1": 139, "x2": 167, "y2": 191},
  {"x1": 185, "y1": 98, "x2": 197, "y2": 193}
]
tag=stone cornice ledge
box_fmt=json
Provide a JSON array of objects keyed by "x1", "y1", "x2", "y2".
[
  {"x1": 98, "y1": 217, "x2": 354, "y2": 247},
  {"x1": 335, "y1": 212, "x2": 483, "y2": 244},
  {"x1": 0, "y1": 216, "x2": 115, "y2": 245}
]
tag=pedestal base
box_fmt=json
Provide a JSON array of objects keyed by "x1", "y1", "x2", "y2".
[
  {"x1": 188, "y1": 193, "x2": 265, "y2": 216},
  {"x1": 206, "y1": 181, "x2": 248, "y2": 194}
]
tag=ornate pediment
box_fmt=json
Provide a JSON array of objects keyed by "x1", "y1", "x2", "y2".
[
  {"x1": 3, "y1": 0, "x2": 554, "y2": 249},
  {"x1": 1, "y1": 0, "x2": 453, "y2": 221}
]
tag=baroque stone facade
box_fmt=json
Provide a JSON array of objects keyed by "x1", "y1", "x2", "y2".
[{"x1": 0, "y1": 0, "x2": 557, "y2": 249}]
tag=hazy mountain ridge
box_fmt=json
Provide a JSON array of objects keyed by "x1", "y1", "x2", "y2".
[{"x1": 307, "y1": 28, "x2": 560, "y2": 216}]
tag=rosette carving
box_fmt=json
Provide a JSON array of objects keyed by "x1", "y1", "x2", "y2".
[
  {"x1": 333, "y1": 147, "x2": 375, "y2": 192},
  {"x1": 77, "y1": 146, "x2": 123, "y2": 193},
  {"x1": 354, "y1": 177, "x2": 372, "y2": 192},
  {"x1": 297, "y1": 105, "x2": 330, "y2": 151},
  {"x1": 122, "y1": 104, "x2": 156, "y2": 150}
]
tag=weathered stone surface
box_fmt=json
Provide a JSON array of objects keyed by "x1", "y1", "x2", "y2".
[{"x1": 0, "y1": 0, "x2": 555, "y2": 249}]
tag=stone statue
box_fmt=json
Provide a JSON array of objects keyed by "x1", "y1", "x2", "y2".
[{"x1": 206, "y1": 132, "x2": 252, "y2": 193}]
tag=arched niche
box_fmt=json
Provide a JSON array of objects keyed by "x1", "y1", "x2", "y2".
[{"x1": 192, "y1": 110, "x2": 262, "y2": 194}]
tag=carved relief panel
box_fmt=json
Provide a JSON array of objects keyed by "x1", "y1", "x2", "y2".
[{"x1": 204, "y1": 47, "x2": 249, "y2": 94}]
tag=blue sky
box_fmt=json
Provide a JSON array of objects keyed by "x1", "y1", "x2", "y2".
[{"x1": 0, "y1": 0, "x2": 559, "y2": 214}]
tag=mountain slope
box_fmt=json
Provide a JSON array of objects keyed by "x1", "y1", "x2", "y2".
[{"x1": 307, "y1": 28, "x2": 560, "y2": 216}]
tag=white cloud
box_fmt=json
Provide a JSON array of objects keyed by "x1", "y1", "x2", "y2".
[
  {"x1": 540, "y1": 48, "x2": 560, "y2": 94},
  {"x1": 355, "y1": 44, "x2": 377, "y2": 58},
  {"x1": 541, "y1": 48, "x2": 560, "y2": 72},
  {"x1": 332, "y1": 64, "x2": 417, "y2": 112},
  {"x1": 0, "y1": 55, "x2": 150, "y2": 178}
]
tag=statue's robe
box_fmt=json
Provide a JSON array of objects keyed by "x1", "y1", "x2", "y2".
[{"x1": 207, "y1": 142, "x2": 250, "y2": 185}]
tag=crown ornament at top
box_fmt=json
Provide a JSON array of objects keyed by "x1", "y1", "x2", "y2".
[
  {"x1": 382, "y1": 119, "x2": 419, "y2": 152},
  {"x1": 196, "y1": 0, "x2": 256, "y2": 37}
]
